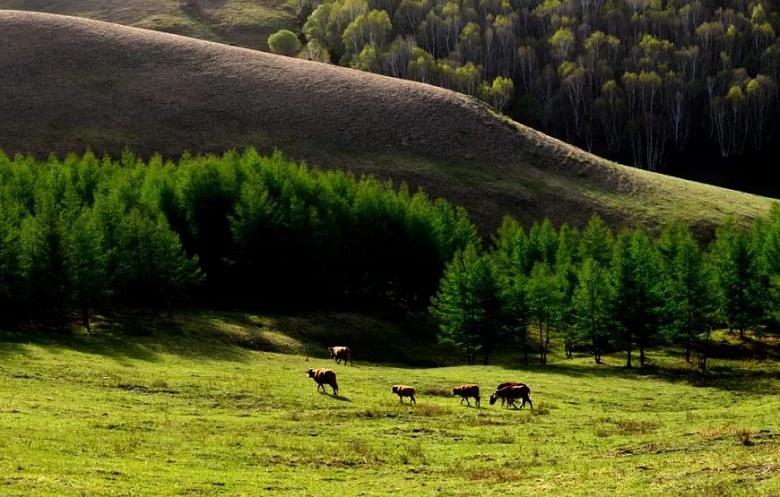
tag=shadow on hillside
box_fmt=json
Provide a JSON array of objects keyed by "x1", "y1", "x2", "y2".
[
  {"x1": 261, "y1": 310, "x2": 461, "y2": 368},
  {"x1": 707, "y1": 333, "x2": 780, "y2": 361},
  {"x1": 493, "y1": 358, "x2": 780, "y2": 395},
  {"x1": 0, "y1": 312, "x2": 254, "y2": 364}
]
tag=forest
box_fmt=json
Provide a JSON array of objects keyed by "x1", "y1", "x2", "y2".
[
  {"x1": 430, "y1": 211, "x2": 780, "y2": 370},
  {"x1": 2, "y1": 147, "x2": 780, "y2": 371},
  {"x1": 0, "y1": 148, "x2": 476, "y2": 327},
  {"x1": 276, "y1": 0, "x2": 780, "y2": 187}
]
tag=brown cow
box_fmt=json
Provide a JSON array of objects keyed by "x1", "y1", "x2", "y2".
[
  {"x1": 307, "y1": 368, "x2": 339, "y2": 396},
  {"x1": 452, "y1": 384, "x2": 480, "y2": 407},
  {"x1": 391, "y1": 385, "x2": 416, "y2": 404},
  {"x1": 494, "y1": 382, "x2": 526, "y2": 406},
  {"x1": 489, "y1": 384, "x2": 532, "y2": 409},
  {"x1": 328, "y1": 346, "x2": 353, "y2": 366}
]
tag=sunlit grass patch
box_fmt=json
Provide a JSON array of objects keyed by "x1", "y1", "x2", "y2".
[
  {"x1": 595, "y1": 417, "x2": 660, "y2": 437},
  {"x1": 464, "y1": 466, "x2": 524, "y2": 482},
  {"x1": 420, "y1": 386, "x2": 451, "y2": 397},
  {"x1": 397, "y1": 441, "x2": 427, "y2": 465},
  {"x1": 700, "y1": 424, "x2": 764, "y2": 446},
  {"x1": 415, "y1": 403, "x2": 448, "y2": 416}
]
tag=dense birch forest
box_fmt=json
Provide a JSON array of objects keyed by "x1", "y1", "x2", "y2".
[{"x1": 278, "y1": 0, "x2": 780, "y2": 177}]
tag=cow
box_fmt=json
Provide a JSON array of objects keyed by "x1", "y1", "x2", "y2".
[
  {"x1": 494, "y1": 382, "x2": 526, "y2": 406},
  {"x1": 391, "y1": 385, "x2": 416, "y2": 404},
  {"x1": 328, "y1": 346, "x2": 353, "y2": 366},
  {"x1": 452, "y1": 384, "x2": 480, "y2": 407},
  {"x1": 307, "y1": 368, "x2": 339, "y2": 396},
  {"x1": 489, "y1": 384, "x2": 532, "y2": 409}
]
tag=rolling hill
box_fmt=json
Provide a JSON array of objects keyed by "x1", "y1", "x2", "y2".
[
  {"x1": 0, "y1": 0, "x2": 294, "y2": 51},
  {"x1": 0, "y1": 9, "x2": 775, "y2": 239}
]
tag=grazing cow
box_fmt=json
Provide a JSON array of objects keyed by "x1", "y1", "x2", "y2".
[
  {"x1": 489, "y1": 384, "x2": 532, "y2": 409},
  {"x1": 452, "y1": 384, "x2": 480, "y2": 407},
  {"x1": 495, "y1": 382, "x2": 526, "y2": 406},
  {"x1": 307, "y1": 368, "x2": 339, "y2": 396},
  {"x1": 328, "y1": 346, "x2": 353, "y2": 366},
  {"x1": 391, "y1": 385, "x2": 416, "y2": 404}
]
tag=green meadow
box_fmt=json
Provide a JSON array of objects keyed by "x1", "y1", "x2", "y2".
[{"x1": 1, "y1": 311, "x2": 779, "y2": 496}]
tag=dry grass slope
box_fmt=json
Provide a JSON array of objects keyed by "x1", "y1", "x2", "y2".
[{"x1": 0, "y1": 10, "x2": 775, "y2": 238}]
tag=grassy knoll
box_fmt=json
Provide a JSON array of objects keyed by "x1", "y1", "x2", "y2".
[{"x1": 1, "y1": 311, "x2": 779, "y2": 496}]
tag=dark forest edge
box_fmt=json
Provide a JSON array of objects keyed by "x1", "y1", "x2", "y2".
[{"x1": 1, "y1": 147, "x2": 779, "y2": 372}]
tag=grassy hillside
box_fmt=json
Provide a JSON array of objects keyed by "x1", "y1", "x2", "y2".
[
  {"x1": 0, "y1": 0, "x2": 294, "y2": 51},
  {"x1": 1, "y1": 312, "x2": 779, "y2": 496},
  {"x1": 0, "y1": 10, "x2": 776, "y2": 239}
]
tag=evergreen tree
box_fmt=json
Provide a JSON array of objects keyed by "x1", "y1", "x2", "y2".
[
  {"x1": 656, "y1": 224, "x2": 718, "y2": 364},
  {"x1": 555, "y1": 224, "x2": 581, "y2": 359},
  {"x1": 527, "y1": 261, "x2": 561, "y2": 365},
  {"x1": 580, "y1": 214, "x2": 613, "y2": 267},
  {"x1": 62, "y1": 207, "x2": 108, "y2": 331},
  {"x1": 430, "y1": 243, "x2": 502, "y2": 365},
  {"x1": 18, "y1": 192, "x2": 68, "y2": 322},
  {"x1": 572, "y1": 258, "x2": 612, "y2": 364},
  {"x1": 0, "y1": 199, "x2": 23, "y2": 323},
  {"x1": 609, "y1": 229, "x2": 663, "y2": 368},
  {"x1": 710, "y1": 219, "x2": 768, "y2": 338},
  {"x1": 498, "y1": 270, "x2": 531, "y2": 364}
]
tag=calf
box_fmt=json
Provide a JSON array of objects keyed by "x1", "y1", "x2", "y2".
[
  {"x1": 391, "y1": 385, "x2": 416, "y2": 404},
  {"x1": 328, "y1": 346, "x2": 353, "y2": 366},
  {"x1": 452, "y1": 384, "x2": 480, "y2": 407},
  {"x1": 307, "y1": 367, "x2": 339, "y2": 396},
  {"x1": 489, "y1": 384, "x2": 532, "y2": 409}
]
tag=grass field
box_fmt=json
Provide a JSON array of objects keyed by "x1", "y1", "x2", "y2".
[{"x1": 1, "y1": 311, "x2": 779, "y2": 496}]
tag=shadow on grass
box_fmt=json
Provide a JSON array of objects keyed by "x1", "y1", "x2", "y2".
[
  {"x1": 0, "y1": 311, "x2": 254, "y2": 364},
  {"x1": 264, "y1": 310, "x2": 461, "y2": 368},
  {"x1": 493, "y1": 357, "x2": 780, "y2": 395}
]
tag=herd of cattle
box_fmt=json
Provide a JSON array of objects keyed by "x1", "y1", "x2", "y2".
[{"x1": 306, "y1": 346, "x2": 533, "y2": 409}]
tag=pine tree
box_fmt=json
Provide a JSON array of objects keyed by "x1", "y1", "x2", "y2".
[
  {"x1": 656, "y1": 224, "x2": 718, "y2": 364},
  {"x1": 572, "y1": 258, "x2": 612, "y2": 364},
  {"x1": 62, "y1": 207, "x2": 109, "y2": 331},
  {"x1": 430, "y1": 244, "x2": 502, "y2": 365}
]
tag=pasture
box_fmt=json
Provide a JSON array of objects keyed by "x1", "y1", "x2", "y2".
[{"x1": 1, "y1": 311, "x2": 779, "y2": 496}]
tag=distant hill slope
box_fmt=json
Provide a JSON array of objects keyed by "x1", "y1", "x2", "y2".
[
  {"x1": 0, "y1": 0, "x2": 293, "y2": 51},
  {"x1": 0, "y1": 10, "x2": 775, "y2": 239}
]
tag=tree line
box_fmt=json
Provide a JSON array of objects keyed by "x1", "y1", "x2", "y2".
[
  {"x1": 430, "y1": 210, "x2": 780, "y2": 370},
  {"x1": 0, "y1": 148, "x2": 476, "y2": 328},
  {"x1": 276, "y1": 0, "x2": 780, "y2": 172},
  {"x1": 4, "y1": 146, "x2": 779, "y2": 372}
]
